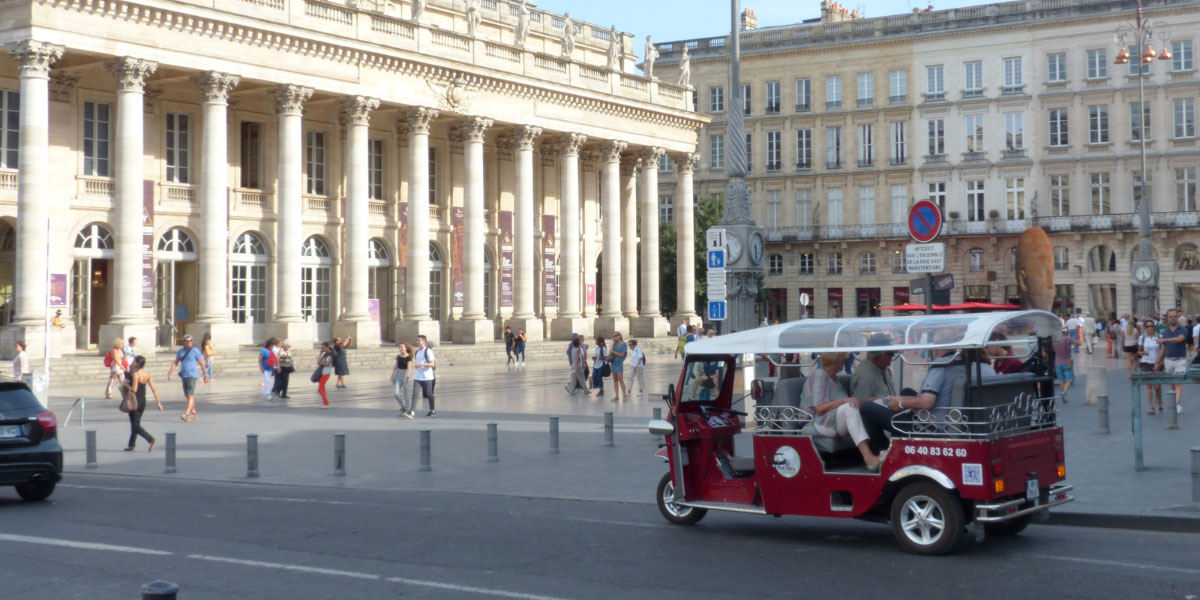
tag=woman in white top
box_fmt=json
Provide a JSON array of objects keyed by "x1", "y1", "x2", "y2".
[
  {"x1": 12, "y1": 341, "x2": 30, "y2": 385},
  {"x1": 590, "y1": 336, "x2": 608, "y2": 396},
  {"x1": 802, "y1": 352, "x2": 883, "y2": 471},
  {"x1": 1138, "y1": 320, "x2": 1163, "y2": 414},
  {"x1": 1122, "y1": 320, "x2": 1141, "y2": 377}
]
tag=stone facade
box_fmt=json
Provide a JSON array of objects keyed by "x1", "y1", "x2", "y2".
[{"x1": 653, "y1": 0, "x2": 1200, "y2": 321}]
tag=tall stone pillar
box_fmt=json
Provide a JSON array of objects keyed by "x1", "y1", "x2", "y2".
[
  {"x1": 580, "y1": 151, "x2": 599, "y2": 318},
  {"x1": 1, "y1": 41, "x2": 64, "y2": 358},
  {"x1": 633, "y1": 147, "x2": 670, "y2": 337},
  {"x1": 333, "y1": 96, "x2": 381, "y2": 347},
  {"x1": 671, "y1": 153, "x2": 702, "y2": 329},
  {"x1": 451, "y1": 116, "x2": 494, "y2": 343},
  {"x1": 550, "y1": 133, "x2": 590, "y2": 340},
  {"x1": 267, "y1": 85, "x2": 316, "y2": 345},
  {"x1": 188, "y1": 72, "x2": 240, "y2": 346},
  {"x1": 395, "y1": 107, "x2": 441, "y2": 344},
  {"x1": 620, "y1": 155, "x2": 639, "y2": 320},
  {"x1": 594, "y1": 140, "x2": 628, "y2": 338},
  {"x1": 505, "y1": 125, "x2": 544, "y2": 342},
  {"x1": 99, "y1": 57, "x2": 158, "y2": 350}
]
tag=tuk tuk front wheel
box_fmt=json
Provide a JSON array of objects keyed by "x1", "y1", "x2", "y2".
[
  {"x1": 657, "y1": 472, "x2": 707, "y2": 525},
  {"x1": 890, "y1": 482, "x2": 964, "y2": 555}
]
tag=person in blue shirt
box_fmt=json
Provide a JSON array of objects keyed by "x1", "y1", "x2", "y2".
[
  {"x1": 1158, "y1": 309, "x2": 1189, "y2": 414},
  {"x1": 167, "y1": 334, "x2": 208, "y2": 422},
  {"x1": 610, "y1": 333, "x2": 629, "y2": 402}
]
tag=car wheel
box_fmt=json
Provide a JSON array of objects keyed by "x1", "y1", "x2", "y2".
[
  {"x1": 890, "y1": 482, "x2": 964, "y2": 555},
  {"x1": 15, "y1": 481, "x2": 56, "y2": 502},
  {"x1": 656, "y1": 472, "x2": 706, "y2": 525},
  {"x1": 984, "y1": 515, "x2": 1032, "y2": 537}
]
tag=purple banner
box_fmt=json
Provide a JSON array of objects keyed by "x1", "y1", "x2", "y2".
[
  {"x1": 49, "y1": 274, "x2": 68, "y2": 307},
  {"x1": 142, "y1": 181, "x2": 155, "y2": 309},
  {"x1": 451, "y1": 206, "x2": 465, "y2": 308},
  {"x1": 399, "y1": 201, "x2": 408, "y2": 312},
  {"x1": 542, "y1": 214, "x2": 556, "y2": 308},
  {"x1": 499, "y1": 210, "x2": 513, "y2": 308}
]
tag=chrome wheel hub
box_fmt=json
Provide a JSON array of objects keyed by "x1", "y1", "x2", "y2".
[{"x1": 900, "y1": 495, "x2": 946, "y2": 546}]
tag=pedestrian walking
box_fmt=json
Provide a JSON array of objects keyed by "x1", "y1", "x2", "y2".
[
  {"x1": 258, "y1": 338, "x2": 278, "y2": 399},
  {"x1": 392, "y1": 342, "x2": 414, "y2": 417},
  {"x1": 200, "y1": 332, "x2": 216, "y2": 382},
  {"x1": 610, "y1": 333, "x2": 629, "y2": 402},
  {"x1": 1050, "y1": 332, "x2": 1079, "y2": 400},
  {"x1": 1122, "y1": 319, "x2": 1141, "y2": 377},
  {"x1": 333, "y1": 335, "x2": 352, "y2": 388},
  {"x1": 567, "y1": 336, "x2": 588, "y2": 395},
  {"x1": 315, "y1": 342, "x2": 334, "y2": 408},
  {"x1": 675, "y1": 325, "x2": 691, "y2": 360},
  {"x1": 123, "y1": 336, "x2": 138, "y2": 368},
  {"x1": 563, "y1": 334, "x2": 581, "y2": 393},
  {"x1": 590, "y1": 336, "x2": 608, "y2": 396},
  {"x1": 1106, "y1": 318, "x2": 1120, "y2": 358},
  {"x1": 628, "y1": 339, "x2": 646, "y2": 395},
  {"x1": 121, "y1": 355, "x2": 162, "y2": 452},
  {"x1": 1158, "y1": 309, "x2": 1188, "y2": 414},
  {"x1": 104, "y1": 337, "x2": 127, "y2": 399},
  {"x1": 12, "y1": 341, "x2": 31, "y2": 386},
  {"x1": 411, "y1": 335, "x2": 437, "y2": 417},
  {"x1": 514, "y1": 329, "x2": 527, "y2": 367},
  {"x1": 1138, "y1": 320, "x2": 1164, "y2": 414},
  {"x1": 166, "y1": 334, "x2": 207, "y2": 422},
  {"x1": 504, "y1": 326, "x2": 515, "y2": 366},
  {"x1": 1082, "y1": 313, "x2": 1097, "y2": 354},
  {"x1": 273, "y1": 340, "x2": 294, "y2": 399}
]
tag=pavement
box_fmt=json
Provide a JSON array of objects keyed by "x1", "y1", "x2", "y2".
[{"x1": 36, "y1": 349, "x2": 1200, "y2": 530}]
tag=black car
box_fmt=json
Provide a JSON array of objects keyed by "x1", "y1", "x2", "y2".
[{"x1": 0, "y1": 381, "x2": 61, "y2": 501}]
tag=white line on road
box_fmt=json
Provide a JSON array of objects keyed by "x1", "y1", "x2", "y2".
[
  {"x1": 238, "y1": 496, "x2": 360, "y2": 506},
  {"x1": 384, "y1": 576, "x2": 571, "y2": 600},
  {"x1": 187, "y1": 554, "x2": 380, "y2": 580},
  {"x1": 1036, "y1": 554, "x2": 1200, "y2": 576},
  {"x1": 59, "y1": 483, "x2": 155, "y2": 493},
  {"x1": 0, "y1": 533, "x2": 173, "y2": 556}
]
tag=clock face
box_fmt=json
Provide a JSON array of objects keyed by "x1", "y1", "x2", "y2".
[
  {"x1": 749, "y1": 232, "x2": 765, "y2": 265},
  {"x1": 726, "y1": 234, "x2": 744, "y2": 264},
  {"x1": 1135, "y1": 265, "x2": 1153, "y2": 283}
]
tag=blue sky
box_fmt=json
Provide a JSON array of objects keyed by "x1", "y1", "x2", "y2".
[{"x1": 543, "y1": 0, "x2": 991, "y2": 53}]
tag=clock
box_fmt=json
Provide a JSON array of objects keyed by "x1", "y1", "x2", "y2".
[
  {"x1": 725, "y1": 233, "x2": 744, "y2": 265},
  {"x1": 1133, "y1": 265, "x2": 1154, "y2": 283},
  {"x1": 748, "y1": 231, "x2": 765, "y2": 265}
]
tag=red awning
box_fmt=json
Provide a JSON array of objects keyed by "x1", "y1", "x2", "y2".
[
  {"x1": 942, "y1": 302, "x2": 1023, "y2": 311},
  {"x1": 880, "y1": 303, "x2": 953, "y2": 312}
]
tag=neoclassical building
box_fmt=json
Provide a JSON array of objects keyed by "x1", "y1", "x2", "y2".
[
  {"x1": 0, "y1": 0, "x2": 708, "y2": 355},
  {"x1": 654, "y1": 0, "x2": 1200, "y2": 321}
]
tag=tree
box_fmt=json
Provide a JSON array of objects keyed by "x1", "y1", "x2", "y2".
[{"x1": 658, "y1": 195, "x2": 726, "y2": 318}]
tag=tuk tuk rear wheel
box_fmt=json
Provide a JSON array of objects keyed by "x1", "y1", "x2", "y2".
[
  {"x1": 657, "y1": 472, "x2": 707, "y2": 525},
  {"x1": 890, "y1": 482, "x2": 964, "y2": 555}
]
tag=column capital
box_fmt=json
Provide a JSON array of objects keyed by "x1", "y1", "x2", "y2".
[
  {"x1": 7, "y1": 40, "x2": 63, "y2": 78},
  {"x1": 598, "y1": 140, "x2": 627, "y2": 163},
  {"x1": 104, "y1": 57, "x2": 158, "y2": 93},
  {"x1": 638, "y1": 147, "x2": 665, "y2": 169},
  {"x1": 619, "y1": 154, "x2": 642, "y2": 177},
  {"x1": 503, "y1": 125, "x2": 542, "y2": 151},
  {"x1": 192, "y1": 71, "x2": 240, "y2": 105},
  {"x1": 339, "y1": 96, "x2": 380, "y2": 127},
  {"x1": 402, "y1": 106, "x2": 440, "y2": 134},
  {"x1": 272, "y1": 84, "x2": 313, "y2": 116},
  {"x1": 449, "y1": 116, "x2": 493, "y2": 143},
  {"x1": 672, "y1": 152, "x2": 701, "y2": 174},
  {"x1": 556, "y1": 133, "x2": 587, "y2": 157}
]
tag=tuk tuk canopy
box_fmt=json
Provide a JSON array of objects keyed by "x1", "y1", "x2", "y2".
[{"x1": 685, "y1": 310, "x2": 1063, "y2": 356}]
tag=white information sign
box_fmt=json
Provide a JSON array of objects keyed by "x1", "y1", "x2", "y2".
[
  {"x1": 905, "y1": 242, "x2": 946, "y2": 274},
  {"x1": 706, "y1": 228, "x2": 726, "y2": 251}
]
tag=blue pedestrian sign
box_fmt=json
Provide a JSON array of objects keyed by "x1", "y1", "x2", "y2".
[
  {"x1": 707, "y1": 249, "x2": 726, "y2": 269},
  {"x1": 708, "y1": 300, "x2": 727, "y2": 321}
]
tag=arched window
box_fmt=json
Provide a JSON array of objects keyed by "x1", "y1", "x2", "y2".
[
  {"x1": 968, "y1": 248, "x2": 985, "y2": 272},
  {"x1": 859, "y1": 251, "x2": 876, "y2": 275},
  {"x1": 302, "y1": 236, "x2": 332, "y2": 260},
  {"x1": 368, "y1": 238, "x2": 390, "y2": 265},
  {"x1": 767, "y1": 254, "x2": 783, "y2": 276},
  {"x1": 1088, "y1": 245, "x2": 1116, "y2": 272},
  {"x1": 301, "y1": 236, "x2": 332, "y2": 323},
  {"x1": 74, "y1": 223, "x2": 114, "y2": 257},
  {"x1": 231, "y1": 231, "x2": 269, "y2": 325},
  {"x1": 429, "y1": 243, "x2": 444, "y2": 321},
  {"x1": 156, "y1": 227, "x2": 197, "y2": 261}
]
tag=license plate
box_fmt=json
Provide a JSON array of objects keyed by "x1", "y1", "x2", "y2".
[
  {"x1": 0, "y1": 425, "x2": 21, "y2": 438},
  {"x1": 1026, "y1": 478, "x2": 1039, "y2": 503}
]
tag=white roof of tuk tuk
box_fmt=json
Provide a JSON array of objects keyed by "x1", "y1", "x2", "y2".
[{"x1": 684, "y1": 310, "x2": 1063, "y2": 356}]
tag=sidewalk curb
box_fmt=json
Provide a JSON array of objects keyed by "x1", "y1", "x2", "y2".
[{"x1": 1046, "y1": 511, "x2": 1200, "y2": 534}]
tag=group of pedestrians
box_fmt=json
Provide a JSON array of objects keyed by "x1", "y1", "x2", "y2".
[
  {"x1": 560, "y1": 332, "x2": 647, "y2": 402},
  {"x1": 504, "y1": 326, "x2": 527, "y2": 367},
  {"x1": 1116, "y1": 309, "x2": 1196, "y2": 415},
  {"x1": 390, "y1": 335, "x2": 437, "y2": 417}
]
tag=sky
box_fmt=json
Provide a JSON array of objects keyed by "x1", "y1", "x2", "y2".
[{"x1": 540, "y1": 0, "x2": 994, "y2": 55}]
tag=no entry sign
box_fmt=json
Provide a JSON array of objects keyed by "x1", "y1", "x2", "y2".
[{"x1": 908, "y1": 200, "x2": 942, "y2": 243}]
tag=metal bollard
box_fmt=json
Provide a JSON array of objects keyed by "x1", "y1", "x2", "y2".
[
  {"x1": 1097, "y1": 395, "x2": 1110, "y2": 434},
  {"x1": 141, "y1": 580, "x2": 180, "y2": 599},
  {"x1": 85, "y1": 428, "x2": 97, "y2": 469},
  {"x1": 246, "y1": 434, "x2": 259, "y2": 478},
  {"x1": 487, "y1": 423, "x2": 498, "y2": 463},
  {"x1": 334, "y1": 433, "x2": 346, "y2": 476},
  {"x1": 1164, "y1": 389, "x2": 1179, "y2": 430},
  {"x1": 164, "y1": 432, "x2": 176, "y2": 474},
  {"x1": 549, "y1": 416, "x2": 560, "y2": 454},
  {"x1": 419, "y1": 430, "x2": 431, "y2": 472},
  {"x1": 604, "y1": 411, "x2": 614, "y2": 447},
  {"x1": 1192, "y1": 446, "x2": 1200, "y2": 503}
]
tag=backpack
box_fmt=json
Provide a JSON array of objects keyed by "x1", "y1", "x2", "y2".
[
  {"x1": 266, "y1": 350, "x2": 279, "y2": 368},
  {"x1": 103, "y1": 353, "x2": 114, "y2": 368}
]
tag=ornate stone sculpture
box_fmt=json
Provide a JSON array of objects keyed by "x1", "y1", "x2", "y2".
[
  {"x1": 8, "y1": 40, "x2": 64, "y2": 78},
  {"x1": 678, "y1": 45, "x2": 691, "y2": 88},
  {"x1": 1016, "y1": 227, "x2": 1054, "y2": 311},
  {"x1": 606, "y1": 26, "x2": 619, "y2": 70},
  {"x1": 427, "y1": 76, "x2": 473, "y2": 114},
  {"x1": 410, "y1": 0, "x2": 425, "y2": 22},
  {"x1": 105, "y1": 57, "x2": 158, "y2": 93},
  {"x1": 514, "y1": 0, "x2": 530, "y2": 47},
  {"x1": 465, "y1": 0, "x2": 481, "y2": 39},
  {"x1": 272, "y1": 84, "x2": 313, "y2": 116},
  {"x1": 643, "y1": 36, "x2": 658, "y2": 80},
  {"x1": 561, "y1": 13, "x2": 575, "y2": 58},
  {"x1": 339, "y1": 96, "x2": 380, "y2": 126}
]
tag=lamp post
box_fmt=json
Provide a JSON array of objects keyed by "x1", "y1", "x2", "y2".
[{"x1": 1114, "y1": 0, "x2": 1170, "y2": 318}]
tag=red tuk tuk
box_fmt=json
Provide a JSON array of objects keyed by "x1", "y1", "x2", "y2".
[{"x1": 651, "y1": 311, "x2": 1073, "y2": 555}]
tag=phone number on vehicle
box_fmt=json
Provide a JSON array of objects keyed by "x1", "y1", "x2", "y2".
[{"x1": 903, "y1": 445, "x2": 967, "y2": 458}]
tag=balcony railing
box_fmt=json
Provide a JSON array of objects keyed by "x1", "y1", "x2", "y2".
[
  {"x1": 795, "y1": 103, "x2": 811, "y2": 113},
  {"x1": 1001, "y1": 85, "x2": 1026, "y2": 95},
  {"x1": 796, "y1": 160, "x2": 812, "y2": 170},
  {"x1": 857, "y1": 98, "x2": 874, "y2": 108},
  {"x1": 766, "y1": 104, "x2": 781, "y2": 114},
  {"x1": 826, "y1": 100, "x2": 842, "y2": 111},
  {"x1": 923, "y1": 92, "x2": 946, "y2": 102},
  {"x1": 857, "y1": 158, "x2": 874, "y2": 168},
  {"x1": 0, "y1": 169, "x2": 15, "y2": 190},
  {"x1": 889, "y1": 95, "x2": 906, "y2": 105},
  {"x1": 890, "y1": 156, "x2": 907, "y2": 166},
  {"x1": 826, "y1": 159, "x2": 842, "y2": 169},
  {"x1": 1034, "y1": 212, "x2": 1200, "y2": 233},
  {"x1": 962, "y1": 89, "x2": 984, "y2": 99}
]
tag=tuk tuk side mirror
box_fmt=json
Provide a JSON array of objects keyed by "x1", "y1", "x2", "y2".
[
  {"x1": 751, "y1": 379, "x2": 764, "y2": 401},
  {"x1": 648, "y1": 419, "x2": 676, "y2": 437},
  {"x1": 664, "y1": 383, "x2": 676, "y2": 407}
]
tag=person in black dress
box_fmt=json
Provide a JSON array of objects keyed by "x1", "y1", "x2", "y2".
[
  {"x1": 333, "y1": 336, "x2": 352, "y2": 388},
  {"x1": 124, "y1": 356, "x2": 162, "y2": 452}
]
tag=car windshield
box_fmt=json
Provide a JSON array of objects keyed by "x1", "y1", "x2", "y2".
[
  {"x1": 681, "y1": 356, "x2": 727, "y2": 403},
  {"x1": 0, "y1": 386, "x2": 40, "y2": 411}
]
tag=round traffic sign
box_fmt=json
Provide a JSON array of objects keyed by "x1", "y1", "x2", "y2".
[
  {"x1": 799, "y1": 292, "x2": 810, "y2": 307},
  {"x1": 908, "y1": 200, "x2": 942, "y2": 243}
]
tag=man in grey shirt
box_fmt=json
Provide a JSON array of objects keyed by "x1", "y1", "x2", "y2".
[{"x1": 851, "y1": 334, "x2": 897, "y2": 402}]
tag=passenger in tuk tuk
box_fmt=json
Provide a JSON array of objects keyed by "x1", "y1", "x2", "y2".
[
  {"x1": 686, "y1": 357, "x2": 724, "y2": 402},
  {"x1": 803, "y1": 352, "x2": 884, "y2": 471},
  {"x1": 850, "y1": 333, "x2": 897, "y2": 402},
  {"x1": 877, "y1": 347, "x2": 995, "y2": 419},
  {"x1": 987, "y1": 331, "x2": 1026, "y2": 374}
]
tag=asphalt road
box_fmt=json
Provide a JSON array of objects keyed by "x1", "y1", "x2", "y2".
[{"x1": 1, "y1": 474, "x2": 1198, "y2": 600}]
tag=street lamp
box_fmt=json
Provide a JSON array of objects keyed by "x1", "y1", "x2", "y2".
[{"x1": 1114, "y1": 0, "x2": 1171, "y2": 318}]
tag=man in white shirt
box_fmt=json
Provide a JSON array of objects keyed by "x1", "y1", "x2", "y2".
[
  {"x1": 1065, "y1": 314, "x2": 1081, "y2": 352},
  {"x1": 676, "y1": 322, "x2": 688, "y2": 338},
  {"x1": 627, "y1": 339, "x2": 646, "y2": 394},
  {"x1": 411, "y1": 335, "x2": 437, "y2": 417},
  {"x1": 1082, "y1": 313, "x2": 1097, "y2": 354}
]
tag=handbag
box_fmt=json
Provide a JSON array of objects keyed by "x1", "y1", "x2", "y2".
[
  {"x1": 601, "y1": 363, "x2": 612, "y2": 377},
  {"x1": 117, "y1": 378, "x2": 138, "y2": 413},
  {"x1": 310, "y1": 365, "x2": 323, "y2": 383}
]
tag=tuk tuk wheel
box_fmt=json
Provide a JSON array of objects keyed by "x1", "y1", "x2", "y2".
[
  {"x1": 890, "y1": 482, "x2": 964, "y2": 555},
  {"x1": 984, "y1": 515, "x2": 1032, "y2": 537},
  {"x1": 657, "y1": 472, "x2": 707, "y2": 525}
]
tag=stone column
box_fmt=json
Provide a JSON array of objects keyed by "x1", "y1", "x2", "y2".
[
  {"x1": 1, "y1": 41, "x2": 64, "y2": 358},
  {"x1": 505, "y1": 125, "x2": 544, "y2": 342},
  {"x1": 188, "y1": 72, "x2": 240, "y2": 346},
  {"x1": 594, "y1": 140, "x2": 628, "y2": 338},
  {"x1": 395, "y1": 107, "x2": 441, "y2": 344},
  {"x1": 620, "y1": 155, "x2": 640, "y2": 320},
  {"x1": 633, "y1": 147, "x2": 670, "y2": 337},
  {"x1": 550, "y1": 133, "x2": 590, "y2": 340},
  {"x1": 671, "y1": 153, "x2": 702, "y2": 329},
  {"x1": 580, "y1": 151, "x2": 599, "y2": 318},
  {"x1": 98, "y1": 57, "x2": 158, "y2": 350},
  {"x1": 333, "y1": 96, "x2": 381, "y2": 347},
  {"x1": 451, "y1": 116, "x2": 494, "y2": 343},
  {"x1": 267, "y1": 85, "x2": 316, "y2": 345}
]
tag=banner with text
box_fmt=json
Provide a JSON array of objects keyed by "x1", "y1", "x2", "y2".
[
  {"x1": 499, "y1": 210, "x2": 514, "y2": 307},
  {"x1": 542, "y1": 214, "x2": 557, "y2": 307},
  {"x1": 451, "y1": 206, "x2": 465, "y2": 307}
]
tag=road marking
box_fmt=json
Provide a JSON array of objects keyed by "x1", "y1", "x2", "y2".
[
  {"x1": 0, "y1": 533, "x2": 173, "y2": 556},
  {"x1": 384, "y1": 576, "x2": 570, "y2": 600},
  {"x1": 188, "y1": 555, "x2": 380, "y2": 580},
  {"x1": 238, "y1": 496, "x2": 360, "y2": 506},
  {"x1": 563, "y1": 516, "x2": 659, "y2": 529},
  {"x1": 59, "y1": 483, "x2": 154, "y2": 493},
  {"x1": 1036, "y1": 554, "x2": 1200, "y2": 576}
]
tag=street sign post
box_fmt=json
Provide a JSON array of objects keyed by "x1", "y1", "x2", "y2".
[
  {"x1": 706, "y1": 228, "x2": 726, "y2": 251},
  {"x1": 905, "y1": 242, "x2": 946, "y2": 273},
  {"x1": 706, "y1": 228, "x2": 727, "y2": 321},
  {"x1": 707, "y1": 249, "x2": 726, "y2": 269},
  {"x1": 907, "y1": 201, "x2": 944, "y2": 315},
  {"x1": 708, "y1": 301, "x2": 727, "y2": 321},
  {"x1": 799, "y1": 292, "x2": 810, "y2": 320},
  {"x1": 908, "y1": 200, "x2": 942, "y2": 244}
]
